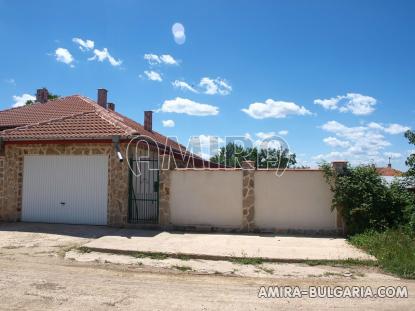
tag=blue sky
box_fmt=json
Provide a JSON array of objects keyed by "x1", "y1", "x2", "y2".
[{"x1": 0, "y1": 0, "x2": 414, "y2": 169}]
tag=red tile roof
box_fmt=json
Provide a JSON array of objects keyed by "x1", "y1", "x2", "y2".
[
  {"x1": 0, "y1": 95, "x2": 184, "y2": 151},
  {"x1": 376, "y1": 166, "x2": 403, "y2": 177}
]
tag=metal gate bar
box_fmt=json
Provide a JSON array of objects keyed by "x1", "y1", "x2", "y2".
[{"x1": 128, "y1": 156, "x2": 159, "y2": 224}]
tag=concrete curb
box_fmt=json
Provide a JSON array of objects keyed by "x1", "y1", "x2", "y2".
[{"x1": 81, "y1": 246, "x2": 377, "y2": 265}]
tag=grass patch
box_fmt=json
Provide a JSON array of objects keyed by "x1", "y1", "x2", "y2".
[
  {"x1": 176, "y1": 254, "x2": 191, "y2": 261},
  {"x1": 172, "y1": 265, "x2": 192, "y2": 272},
  {"x1": 231, "y1": 257, "x2": 264, "y2": 265},
  {"x1": 77, "y1": 246, "x2": 92, "y2": 254},
  {"x1": 132, "y1": 252, "x2": 169, "y2": 260},
  {"x1": 303, "y1": 258, "x2": 377, "y2": 268},
  {"x1": 349, "y1": 229, "x2": 415, "y2": 279}
]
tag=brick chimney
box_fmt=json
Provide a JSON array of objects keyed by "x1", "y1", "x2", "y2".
[
  {"x1": 107, "y1": 102, "x2": 115, "y2": 111},
  {"x1": 36, "y1": 88, "x2": 48, "y2": 104},
  {"x1": 97, "y1": 88, "x2": 107, "y2": 108},
  {"x1": 144, "y1": 111, "x2": 153, "y2": 132}
]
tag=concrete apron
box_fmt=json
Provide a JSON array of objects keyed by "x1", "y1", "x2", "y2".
[{"x1": 82, "y1": 230, "x2": 375, "y2": 262}]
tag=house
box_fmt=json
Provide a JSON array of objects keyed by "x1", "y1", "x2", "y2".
[
  {"x1": 0, "y1": 88, "x2": 208, "y2": 226},
  {"x1": 376, "y1": 162, "x2": 404, "y2": 185}
]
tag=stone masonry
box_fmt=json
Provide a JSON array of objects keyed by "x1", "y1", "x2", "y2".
[
  {"x1": 158, "y1": 169, "x2": 171, "y2": 225},
  {"x1": 242, "y1": 160, "x2": 255, "y2": 231},
  {"x1": 0, "y1": 143, "x2": 129, "y2": 226}
]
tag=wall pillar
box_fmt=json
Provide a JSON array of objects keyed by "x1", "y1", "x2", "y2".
[
  {"x1": 241, "y1": 160, "x2": 256, "y2": 231},
  {"x1": 159, "y1": 169, "x2": 171, "y2": 225}
]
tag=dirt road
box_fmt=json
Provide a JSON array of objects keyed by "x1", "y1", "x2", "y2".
[{"x1": 0, "y1": 223, "x2": 414, "y2": 310}]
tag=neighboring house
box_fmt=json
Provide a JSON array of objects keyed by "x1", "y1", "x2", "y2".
[
  {"x1": 0, "y1": 88, "x2": 208, "y2": 226},
  {"x1": 376, "y1": 162, "x2": 415, "y2": 192}
]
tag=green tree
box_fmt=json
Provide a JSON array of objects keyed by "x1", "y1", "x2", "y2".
[
  {"x1": 405, "y1": 130, "x2": 415, "y2": 178},
  {"x1": 25, "y1": 92, "x2": 60, "y2": 105},
  {"x1": 210, "y1": 142, "x2": 296, "y2": 168}
]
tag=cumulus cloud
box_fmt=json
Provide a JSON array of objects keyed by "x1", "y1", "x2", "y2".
[
  {"x1": 367, "y1": 122, "x2": 410, "y2": 134},
  {"x1": 72, "y1": 37, "x2": 94, "y2": 51},
  {"x1": 189, "y1": 135, "x2": 224, "y2": 159},
  {"x1": 172, "y1": 80, "x2": 198, "y2": 93},
  {"x1": 384, "y1": 152, "x2": 402, "y2": 159},
  {"x1": 314, "y1": 93, "x2": 377, "y2": 115},
  {"x1": 323, "y1": 136, "x2": 351, "y2": 148},
  {"x1": 143, "y1": 70, "x2": 162, "y2": 82},
  {"x1": 199, "y1": 77, "x2": 232, "y2": 95},
  {"x1": 315, "y1": 120, "x2": 396, "y2": 164},
  {"x1": 278, "y1": 130, "x2": 289, "y2": 136},
  {"x1": 160, "y1": 97, "x2": 219, "y2": 116},
  {"x1": 55, "y1": 48, "x2": 74, "y2": 67},
  {"x1": 172, "y1": 22, "x2": 186, "y2": 45},
  {"x1": 12, "y1": 94, "x2": 35, "y2": 108},
  {"x1": 242, "y1": 99, "x2": 312, "y2": 119},
  {"x1": 144, "y1": 53, "x2": 178, "y2": 65},
  {"x1": 162, "y1": 120, "x2": 175, "y2": 127},
  {"x1": 88, "y1": 48, "x2": 122, "y2": 66}
]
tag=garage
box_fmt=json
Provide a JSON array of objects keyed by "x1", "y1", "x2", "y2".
[{"x1": 21, "y1": 155, "x2": 108, "y2": 225}]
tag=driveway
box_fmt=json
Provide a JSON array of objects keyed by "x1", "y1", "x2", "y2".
[{"x1": 83, "y1": 229, "x2": 374, "y2": 261}]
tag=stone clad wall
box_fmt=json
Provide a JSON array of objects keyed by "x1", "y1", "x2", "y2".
[
  {"x1": 0, "y1": 143, "x2": 129, "y2": 225},
  {"x1": 0, "y1": 157, "x2": 4, "y2": 219}
]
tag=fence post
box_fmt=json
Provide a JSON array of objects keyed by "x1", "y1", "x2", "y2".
[
  {"x1": 241, "y1": 160, "x2": 256, "y2": 232},
  {"x1": 331, "y1": 161, "x2": 348, "y2": 235}
]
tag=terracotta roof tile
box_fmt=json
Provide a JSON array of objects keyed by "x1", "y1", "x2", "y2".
[
  {"x1": 0, "y1": 95, "x2": 182, "y2": 150},
  {"x1": 376, "y1": 167, "x2": 403, "y2": 177}
]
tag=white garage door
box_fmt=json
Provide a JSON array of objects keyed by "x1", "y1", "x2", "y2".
[{"x1": 22, "y1": 155, "x2": 108, "y2": 225}]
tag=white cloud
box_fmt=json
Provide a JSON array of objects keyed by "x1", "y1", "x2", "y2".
[
  {"x1": 172, "y1": 80, "x2": 198, "y2": 93},
  {"x1": 384, "y1": 152, "x2": 402, "y2": 159},
  {"x1": 172, "y1": 22, "x2": 186, "y2": 45},
  {"x1": 72, "y1": 37, "x2": 94, "y2": 51},
  {"x1": 367, "y1": 122, "x2": 410, "y2": 134},
  {"x1": 55, "y1": 48, "x2": 74, "y2": 67},
  {"x1": 323, "y1": 136, "x2": 351, "y2": 148},
  {"x1": 4, "y1": 78, "x2": 16, "y2": 85},
  {"x1": 144, "y1": 53, "x2": 178, "y2": 65},
  {"x1": 242, "y1": 99, "x2": 312, "y2": 119},
  {"x1": 144, "y1": 70, "x2": 162, "y2": 82},
  {"x1": 12, "y1": 94, "x2": 35, "y2": 108},
  {"x1": 189, "y1": 135, "x2": 224, "y2": 159},
  {"x1": 316, "y1": 120, "x2": 394, "y2": 164},
  {"x1": 89, "y1": 48, "x2": 122, "y2": 66},
  {"x1": 314, "y1": 93, "x2": 377, "y2": 115},
  {"x1": 383, "y1": 124, "x2": 411, "y2": 135},
  {"x1": 278, "y1": 130, "x2": 288, "y2": 136},
  {"x1": 160, "y1": 54, "x2": 177, "y2": 65},
  {"x1": 256, "y1": 132, "x2": 277, "y2": 140},
  {"x1": 313, "y1": 98, "x2": 338, "y2": 110},
  {"x1": 199, "y1": 77, "x2": 232, "y2": 95},
  {"x1": 162, "y1": 119, "x2": 175, "y2": 127},
  {"x1": 160, "y1": 97, "x2": 219, "y2": 116}
]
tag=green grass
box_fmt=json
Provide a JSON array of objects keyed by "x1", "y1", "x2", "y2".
[
  {"x1": 349, "y1": 229, "x2": 415, "y2": 279},
  {"x1": 231, "y1": 257, "x2": 264, "y2": 265},
  {"x1": 77, "y1": 246, "x2": 92, "y2": 254},
  {"x1": 172, "y1": 265, "x2": 192, "y2": 272},
  {"x1": 303, "y1": 258, "x2": 377, "y2": 267},
  {"x1": 133, "y1": 252, "x2": 169, "y2": 260}
]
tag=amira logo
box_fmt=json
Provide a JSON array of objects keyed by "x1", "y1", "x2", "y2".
[{"x1": 125, "y1": 134, "x2": 293, "y2": 177}]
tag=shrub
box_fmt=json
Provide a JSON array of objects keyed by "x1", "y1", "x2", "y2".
[{"x1": 321, "y1": 163, "x2": 415, "y2": 235}]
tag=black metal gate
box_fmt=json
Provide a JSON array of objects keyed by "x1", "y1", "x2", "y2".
[{"x1": 128, "y1": 156, "x2": 159, "y2": 224}]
